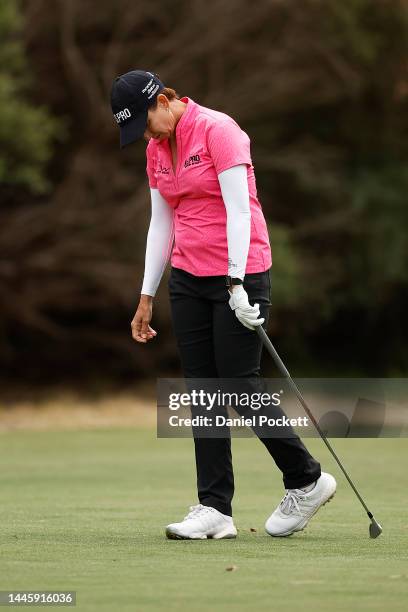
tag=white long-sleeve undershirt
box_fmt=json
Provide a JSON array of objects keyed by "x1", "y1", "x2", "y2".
[
  {"x1": 140, "y1": 188, "x2": 175, "y2": 297},
  {"x1": 218, "y1": 164, "x2": 251, "y2": 280},
  {"x1": 140, "y1": 163, "x2": 251, "y2": 296}
]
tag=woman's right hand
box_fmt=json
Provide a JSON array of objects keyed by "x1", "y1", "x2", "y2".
[{"x1": 131, "y1": 295, "x2": 157, "y2": 343}]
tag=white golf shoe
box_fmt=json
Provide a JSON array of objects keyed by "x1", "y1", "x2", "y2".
[
  {"x1": 265, "y1": 471, "x2": 337, "y2": 537},
  {"x1": 166, "y1": 503, "x2": 238, "y2": 540}
]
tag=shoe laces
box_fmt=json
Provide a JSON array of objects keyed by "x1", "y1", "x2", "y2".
[
  {"x1": 279, "y1": 489, "x2": 307, "y2": 516},
  {"x1": 183, "y1": 504, "x2": 215, "y2": 521}
]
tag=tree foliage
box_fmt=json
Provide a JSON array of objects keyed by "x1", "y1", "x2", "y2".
[
  {"x1": 1, "y1": 0, "x2": 407, "y2": 383},
  {"x1": 0, "y1": 0, "x2": 64, "y2": 194}
]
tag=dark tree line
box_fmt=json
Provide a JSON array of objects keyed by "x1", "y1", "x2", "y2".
[{"x1": 1, "y1": 0, "x2": 408, "y2": 386}]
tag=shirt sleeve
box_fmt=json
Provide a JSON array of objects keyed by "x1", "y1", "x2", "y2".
[
  {"x1": 217, "y1": 164, "x2": 251, "y2": 280},
  {"x1": 207, "y1": 119, "x2": 252, "y2": 175},
  {"x1": 140, "y1": 188, "x2": 175, "y2": 296},
  {"x1": 146, "y1": 143, "x2": 158, "y2": 188}
]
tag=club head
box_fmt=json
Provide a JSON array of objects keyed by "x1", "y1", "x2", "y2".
[{"x1": 369, "y1": 518, "x2": 382, "y2": 538}]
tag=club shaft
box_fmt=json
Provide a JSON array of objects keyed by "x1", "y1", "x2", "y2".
[{"x1": 256, "y1": 325, "x2": 372, "y2": 517}]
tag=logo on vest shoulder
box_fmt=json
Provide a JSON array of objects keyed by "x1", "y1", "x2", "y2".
[{"x1": 184, "y1": 154, "x2": 201, "y2": 168}]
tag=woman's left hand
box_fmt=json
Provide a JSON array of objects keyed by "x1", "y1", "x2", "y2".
[{"x1": 228, "y1": 285, "x2": 265, "y2": 330}]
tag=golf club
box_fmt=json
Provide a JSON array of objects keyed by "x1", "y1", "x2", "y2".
[{"x1": 255, "y1": 324, "x2": 382, "y2": 538}]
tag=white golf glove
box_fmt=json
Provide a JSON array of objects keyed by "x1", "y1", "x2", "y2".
[{"x1": 228, "y1": 285, "x2": 265, "y2": 330}]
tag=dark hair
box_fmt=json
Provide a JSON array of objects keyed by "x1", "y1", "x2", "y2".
[{"x1": 150, "y1": 87, "x2": 180, "y2": 109}]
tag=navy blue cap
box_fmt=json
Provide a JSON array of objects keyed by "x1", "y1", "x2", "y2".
[{"x1": 110, "y1": 70, "x2": 165, "y2": 148}]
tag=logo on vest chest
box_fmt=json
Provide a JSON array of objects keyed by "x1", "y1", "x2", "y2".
[
  {"x1": 157, "y1": 162, "x2": 170, "y2": 175},
  {"x1": 184, "y1": 154, "x2": 201, "y2": 168}
]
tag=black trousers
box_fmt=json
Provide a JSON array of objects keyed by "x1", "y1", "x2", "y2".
[{"x1": 168, "y1": 266, "x2": 321, "y2": 516}]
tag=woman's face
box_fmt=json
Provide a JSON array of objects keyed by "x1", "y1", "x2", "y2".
[{"x1": 144, "y1": 97, "x2": 174, "y2": 142}]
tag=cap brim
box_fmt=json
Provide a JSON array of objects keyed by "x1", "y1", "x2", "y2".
[{"x1": 119, "y1": 109, "x2": 148, "y2": 148}]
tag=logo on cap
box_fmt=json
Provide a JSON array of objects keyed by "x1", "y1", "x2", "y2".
[
  {"x1": 114, "y1": 108, "x2": 132, "y2": 124},
  {"x1": 142, "y1": 75, "x2": 161, "y2": 100}
]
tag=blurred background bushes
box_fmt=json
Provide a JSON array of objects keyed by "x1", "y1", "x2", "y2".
[{"x1": 1, "y1": 0, "x2": 407, "y2": 388}]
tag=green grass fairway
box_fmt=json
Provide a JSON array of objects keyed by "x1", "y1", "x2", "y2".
[{"x1": 0, "y1": 428, "x2": 407, "y2": 611}]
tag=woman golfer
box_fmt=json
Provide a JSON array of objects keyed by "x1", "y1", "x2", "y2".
[{"x1": 110, "y1": 70, "x2": 336, "y2": 539}]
